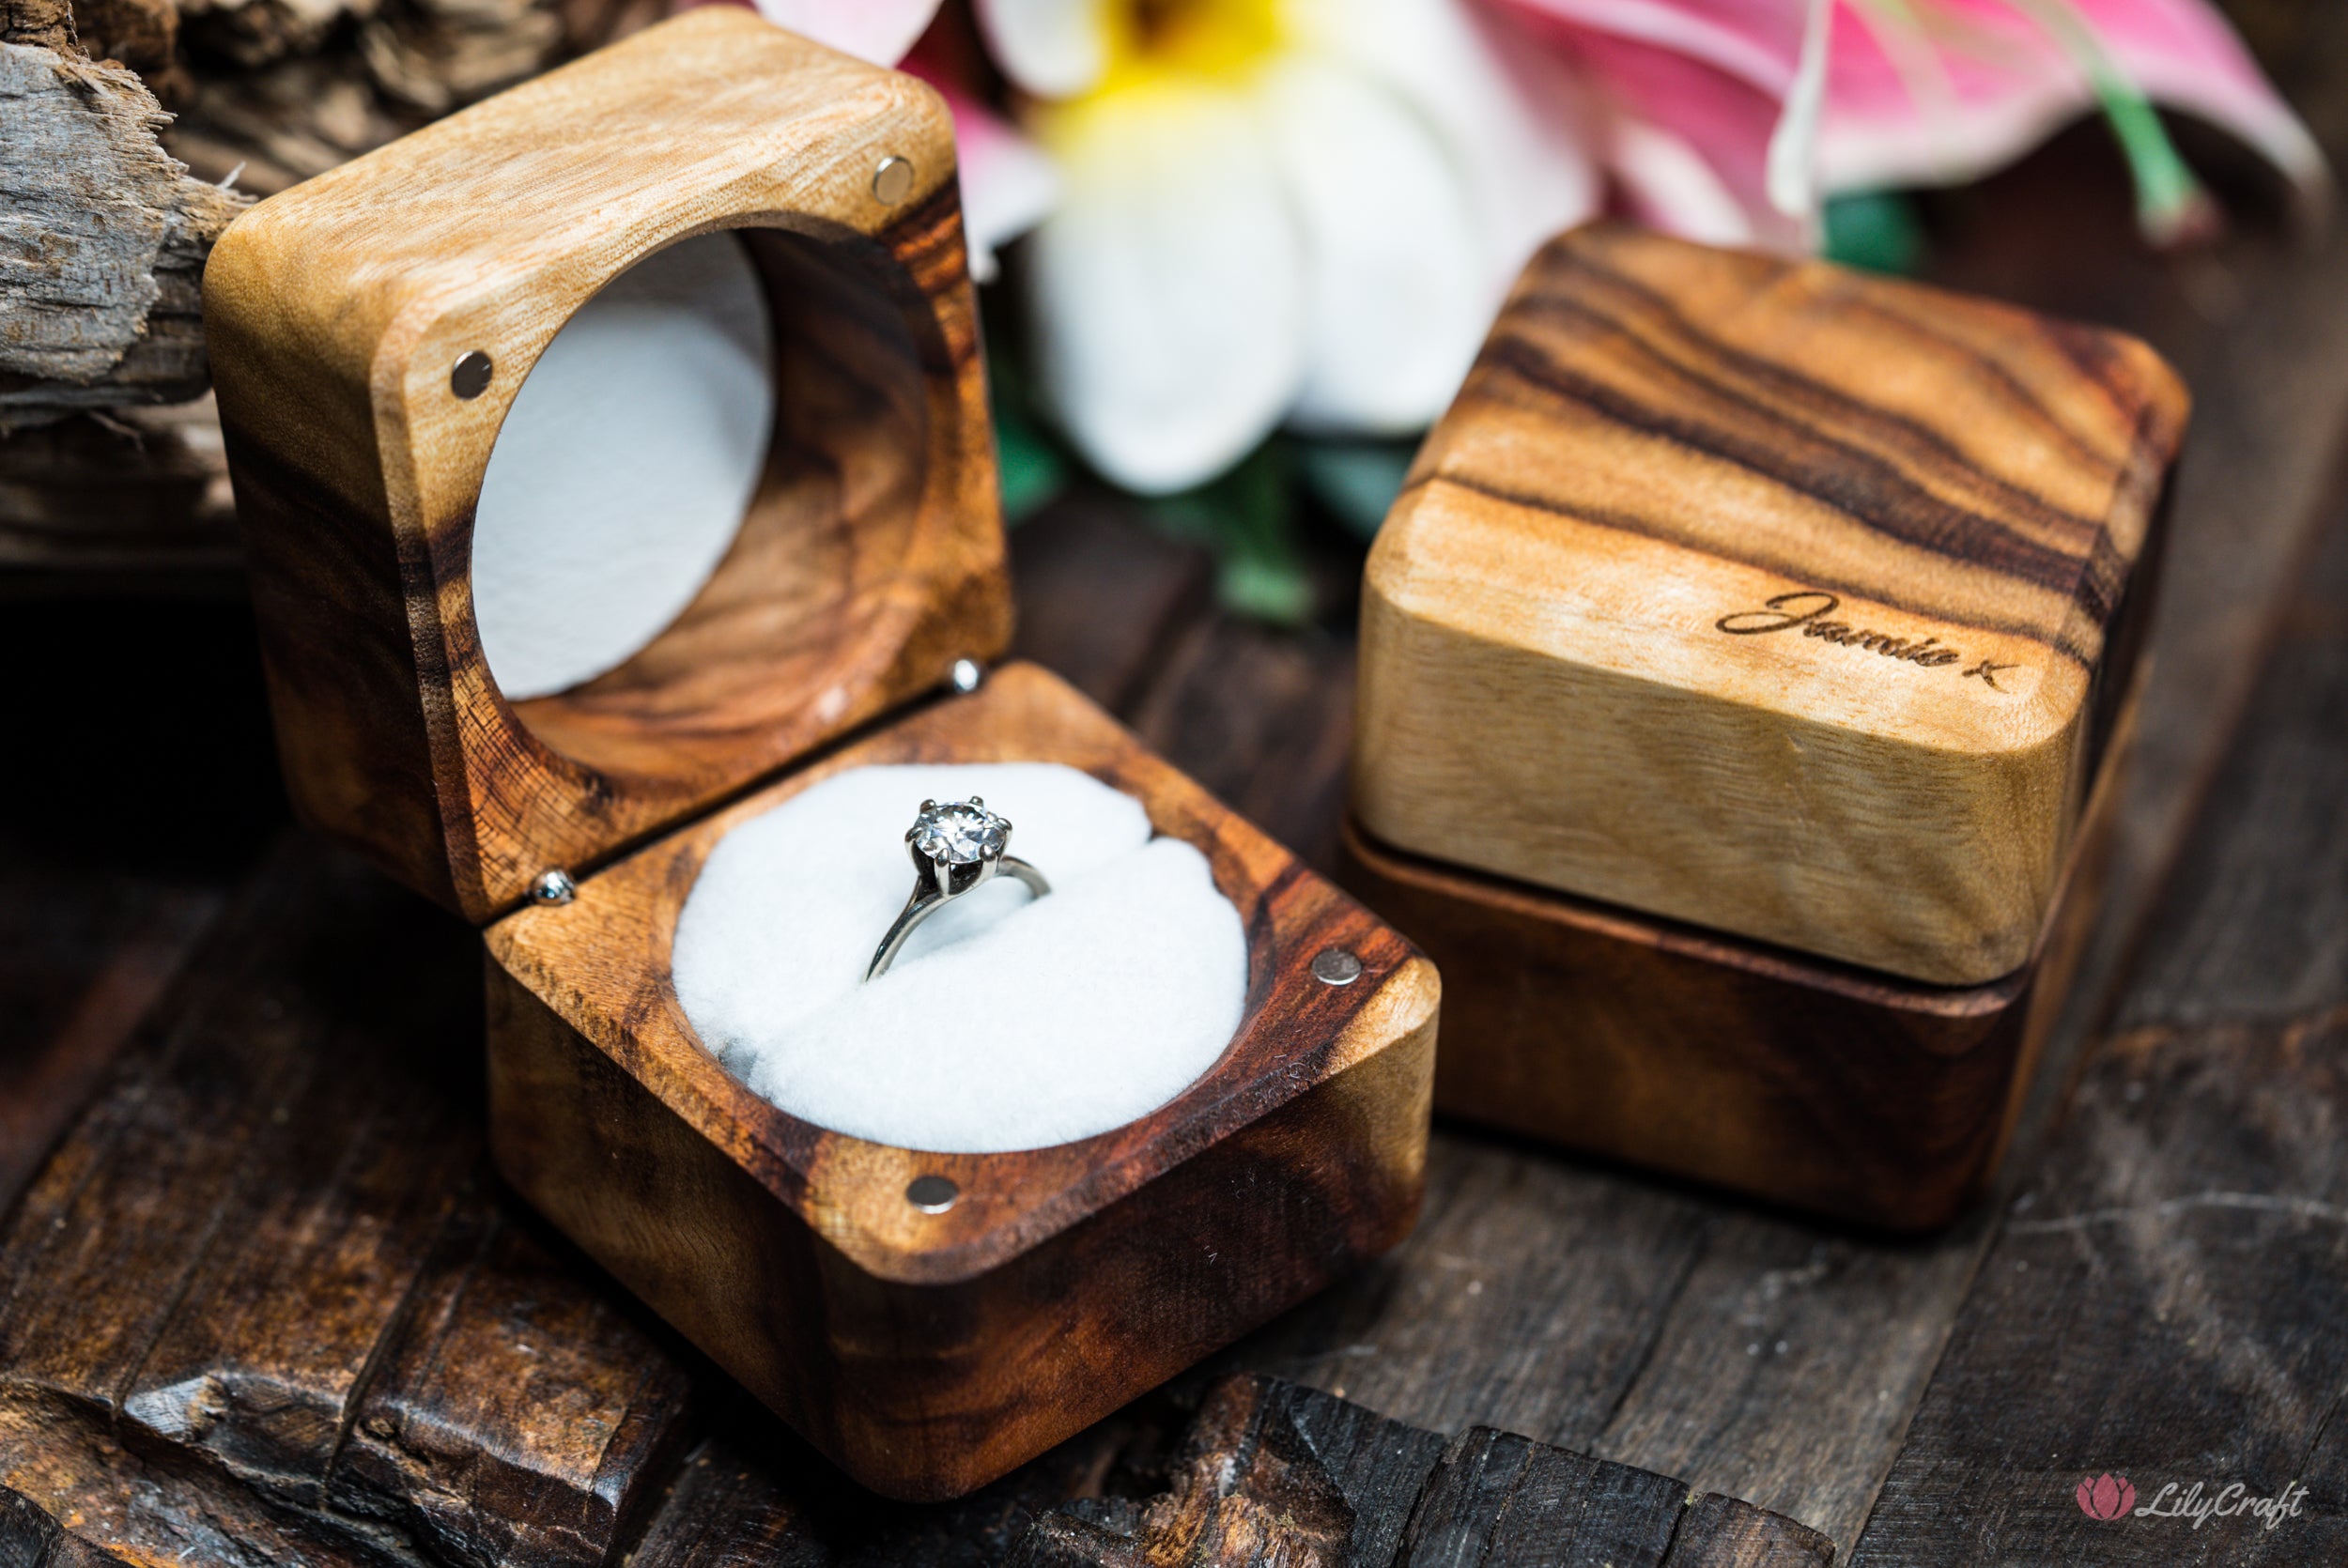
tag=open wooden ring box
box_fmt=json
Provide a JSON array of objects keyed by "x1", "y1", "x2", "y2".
[
  {"x1": 200, "y1": 9, "x2": 1437, "y2": 1501},
  {"x1": 1347, "y1": 223, "x2": 2185, "y2": 1231}
]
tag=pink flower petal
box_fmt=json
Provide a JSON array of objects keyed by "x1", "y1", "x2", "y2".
[
  {"x1": 1491, "y1": 0, "x2": 1828, "y2": 249},
  {"x1": 1607, "y1": 116, "x2": 1760, "y2": 243},
  {"x1": 1821, "y1": 0, "x2": 2325, "y2": 216},
  {"x1": 1498, "y1": 0, "x2": 1812, "y2": 95},
  {"x1": 745, "y1": 0, "x2": 939, "y2": 65}
]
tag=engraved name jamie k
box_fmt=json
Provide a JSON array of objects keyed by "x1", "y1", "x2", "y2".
[{"x1": 1714, "y1": 592, "x2": 2017, "y2": 692}]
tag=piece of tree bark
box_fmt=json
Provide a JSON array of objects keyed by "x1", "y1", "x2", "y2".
[
  {"x1": 162, "y1": 0, "x2": 649, "y2": 196},
  {"x1": 0, "y1": 36, "x2": 246, "y2": 432},
  {"x1": 168, "y1": 52, "x2": 416, "y2": 194},
  {"x1": 176, "y1": 0, "x2": 374, "y2": 73},
  {"x1": 1, "y1": 0, "x2": 76, "y2": 52},
  {"x1": 70, "y1": 0, "x2": 183, "y2": 95},
  {"x1": 358, "y1": 0, "x2": 560, "y2": 115},
  {"x1": 0, "y1": 395, "x2": 240, "y2": 572}
]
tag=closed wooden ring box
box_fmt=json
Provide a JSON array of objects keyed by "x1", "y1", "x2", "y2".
[
  {"x1": 1347, "y1": 223, "x2": 2182, "y2": 1229},
  {"x1": 201, "y1": 8, "x2": 1437, "y2": 1500}
]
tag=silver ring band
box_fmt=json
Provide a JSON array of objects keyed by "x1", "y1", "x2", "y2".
[
  {"x1": 866, "y1": 855, "x2": 1048, "y2": 981},
  {"x1": 865, "y1": 797, "x2": 1051, "y2": 981}
]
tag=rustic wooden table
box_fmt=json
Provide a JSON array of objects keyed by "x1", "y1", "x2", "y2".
[{"x1": 6, "y1": 11, "x2": 2348, "y2": 1563}]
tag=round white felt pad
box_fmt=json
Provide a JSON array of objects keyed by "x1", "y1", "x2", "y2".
[
  {"x1": 472, "y1": 231, "x2": 773, "y2": 701},
  {"x1": 672, "y1": 763, "x2": 1249, "y2": 1153}
]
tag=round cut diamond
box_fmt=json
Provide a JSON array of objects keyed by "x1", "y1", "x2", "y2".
[{"x1": 911, "y1": 799, "x2": 1009, "y2": 865}]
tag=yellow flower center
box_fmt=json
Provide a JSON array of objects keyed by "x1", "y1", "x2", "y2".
[
  {"x1": 1031, "y1": 0, "x2": 1290, "y2": 155},
  {"x1": 1097, "y1": 0, "x2": 1286, "y2": 92}
]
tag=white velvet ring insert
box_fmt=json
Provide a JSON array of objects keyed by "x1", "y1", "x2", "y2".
[{"x1": 672, "y1": 763, "x2": 1249, "y2": 1153}]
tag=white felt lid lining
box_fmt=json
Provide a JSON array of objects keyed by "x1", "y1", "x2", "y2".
[{"x1": 471, "y1": 231, "x2": 774, "y2": 703}]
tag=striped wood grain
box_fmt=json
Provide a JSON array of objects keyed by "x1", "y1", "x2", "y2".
[
  {"x1": 486, "y1": 663, "x2": 1437, "y2": 1501},
  {"x1": 205, "y1": 8, "x2": 1012, "y2": 923},
  {"x1": 1355, "y1": 223, "x2": 2185, "y2": 984}
]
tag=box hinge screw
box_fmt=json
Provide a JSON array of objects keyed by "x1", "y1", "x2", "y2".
[{"x1": 1312, "y1": 948, "x2": 1364, "y2": 986}]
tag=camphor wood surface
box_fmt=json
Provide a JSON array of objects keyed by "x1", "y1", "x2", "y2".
[
  {"x1": 1355, "y1": 223, "x2": 2186, "y2": 985},
  {"x1": 1342, "y1": 665, "x2": 2141, "y2": 1231},
  {"x1": 204, "y1": 19, "x2": 1439, "y2": 1506},
  {"x1": 486, "y1": 661, "x2": 1439, "y2": 1502},
  {"x1": 204, "y1": 7, "x2": 1011, "y2": 923}
]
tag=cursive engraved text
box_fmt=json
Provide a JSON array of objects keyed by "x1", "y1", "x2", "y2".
[{"x1": 1715, "y1": 591, "x2": 2014, "y2": 691}]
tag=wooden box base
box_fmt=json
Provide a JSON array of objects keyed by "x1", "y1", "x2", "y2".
[
  {"x1": 1338, "y1": 682, "x2": 2139, "y2": 1233},
  {"x1": 482, "y1": 662, "x2": 1438, "y2": 1500}
]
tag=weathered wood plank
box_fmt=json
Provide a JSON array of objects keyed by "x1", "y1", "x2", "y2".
[
  {"x1": 1583, "y1": 1209, "x2": 1993, "y2": 1546},
  {"x1": 1478, "y1": 1444, "x2": 1600, "y2": 1564},
  {"x1": 2103, "y1": 473, "x2": 2348, "y2": 1026},
  {"x1": 1846, "y1": 412, "x2": 2348, "y2": 1566},
  {"x1": 630, "y1": 1397, "x2": 1158, "y2": 1568},
  {"x1": 1007, "y1": 495, "x2": 1212, "y2": 715},
  {"x1": 0, "y1": 861, "x2": 217, "y2": 1213},
  {"x1": 1398, "y1": 1427, "x2": 1539, "y2": 1567},
  {"x1": 1559, "y1": 1461, "x2": 1693, "y2": 1568},
  {"x1": 1229, "y1": 1139, "x2": 1715, "y2": 1442},
  {"x1": 0, "y1": 838, "x2": 697, "y2": 1567},
  {"x1": 1127, "y1": 617, "x2": 1356, "y2": 872},
  {"x1": 0, "y1": 397, "x2": 242, "y2": 579},
  {"x1": 1664, "y1": 1494, "x2": 1837, "y2": 1568},
  {"x1": 328, "y1": 1203, "x2": 694, "y2": 1568},
  {"x1": 632, "y1": 1375, "x2": 1829, "y2": 1568},
  {"x1": 1271, "y1": 1377, "x2": 1453, "y2": 1567},
  {"x1": 0, "y1": 592, "x2": 280, "y2": 1207},
  {"x1": 993, "y1": 1377, "x2": 1829, "y2": 1568}
]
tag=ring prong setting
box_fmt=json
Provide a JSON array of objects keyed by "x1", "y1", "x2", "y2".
[
  {"x1": 906, "y1": 796, "x2": 1013, "y2": 897},
  {"x1": 868, "y1": 797, "x2": 1050, "y2": 982}
]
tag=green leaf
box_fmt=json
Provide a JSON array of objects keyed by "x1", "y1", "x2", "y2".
[
  {"x1": 1144, "y1": 439, "x2": 1314, "y2": 625},
  {"x1": 979, "y1": 283, "x2": 1069, "y2": 525},
  {"x1": 992, "y1": 398, "x2": 1068, "y2": 524},
  {"x1": 1823, "y1": 190, "x2": 1926, "y2": 275},
  {"x1": 2005, "y1": 0, "x2": 2215, "y2": 244}
]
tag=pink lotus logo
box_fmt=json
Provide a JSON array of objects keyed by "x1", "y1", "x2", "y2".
[{"x1": 2078, "y1": 1474, "x2": 2138, "y2": 1521}]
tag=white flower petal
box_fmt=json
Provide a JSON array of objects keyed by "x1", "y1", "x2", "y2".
[
  {"x1": 1609, "y1": 116, "x2": 1756, "y2": 244},
  {"x1": 750, "y1": 0, "x2": 939, "y2": 66},
  {"x1": 1282, "y1": 0, "x2": 1602, "y2": 291},
  {"x1": 1763, "y1": 0, "x2": 1834, "y2": 220},
  {"x1": 1027, "y1": 87, "x2": 1305, "y2": 494},
  {"x1": 1259, "y1": 55, "x2": 1488, "y2": 433},
  {"x1": 976, "y1": 0, "x2": 1108, "y2": 99}
]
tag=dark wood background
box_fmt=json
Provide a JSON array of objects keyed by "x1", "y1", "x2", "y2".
[{"x1": 5, "y1": 7, "x2": 2348, "y2": 1562}]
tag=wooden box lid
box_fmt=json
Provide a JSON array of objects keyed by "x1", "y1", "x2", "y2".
[
  {"x1": 204, "y1": 8, "x2": 1011, "y2": 923},
  {"x1": 1354, "y1": 223, "x2": 2186, "y2": 986}
]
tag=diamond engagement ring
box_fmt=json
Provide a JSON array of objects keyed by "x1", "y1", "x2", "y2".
[{"x1": 865, "y1": 797, "x2": 1051, "y2": 981}]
